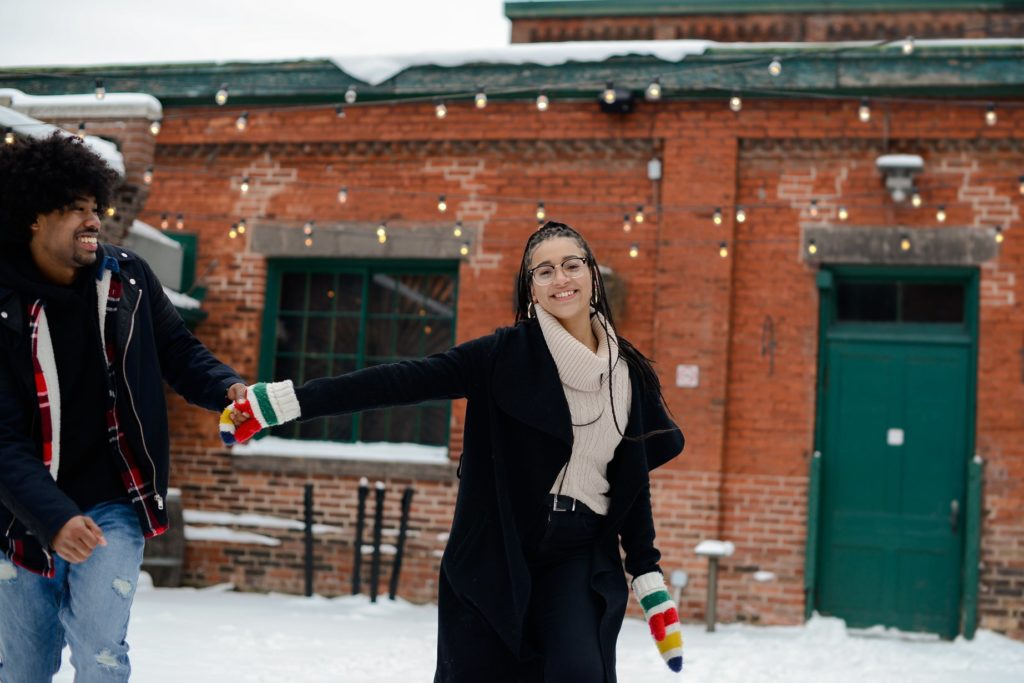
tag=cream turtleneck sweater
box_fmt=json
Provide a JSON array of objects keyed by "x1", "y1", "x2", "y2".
[{"x1": 535, "y1": 306, "x2": 632, "y2": 515}]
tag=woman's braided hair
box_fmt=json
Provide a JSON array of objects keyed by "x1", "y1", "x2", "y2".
[{"x1": 514, "y1": 221, "x2": 672, "y2": 441}]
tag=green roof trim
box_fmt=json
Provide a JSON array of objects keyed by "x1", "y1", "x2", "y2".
[
  {"x1": 2, "y1": 44, "x2": 1023, "y2": 105},
  {"x1": 505, "y1": 1, "x2": 1024, "y2": 19}
]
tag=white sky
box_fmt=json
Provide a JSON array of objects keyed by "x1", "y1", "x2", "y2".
[{"x1": 0, "y1": 0, "x2": 511, "y2": 68}]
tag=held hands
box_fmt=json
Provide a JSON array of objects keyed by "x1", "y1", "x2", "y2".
[
  {"x1": 219, "y1": 381, "x2": 301, "y2": 446},
  {"x1": 52, "y1": 515, "x2": 107, "y2": 563},
  {"x1": 632, "y1": 571, "x2": 684, "y2": 673}
]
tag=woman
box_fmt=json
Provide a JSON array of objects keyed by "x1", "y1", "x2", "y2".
[{"x1": 222, "y1": 221, "x2": 684, "y2": 681}]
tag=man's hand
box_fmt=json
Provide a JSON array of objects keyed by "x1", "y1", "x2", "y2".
[
  {"x1": 219, "y1": 381, "x2": 300, "y2": 446},
  {"x1": 52, "y1": 515, "x2": 107, "y2": 563},
  {"x1": 227, "y1": 382, "x2": 248, "y2": 405}
]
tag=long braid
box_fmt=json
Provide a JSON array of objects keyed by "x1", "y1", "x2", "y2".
[{"x1": 514, "y1": 221, "x2": 675, "y2": 442}]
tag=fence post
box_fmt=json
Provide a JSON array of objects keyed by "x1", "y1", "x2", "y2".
[{"x1": 303, "y1": 483, "x2": 314, "y2": 597}]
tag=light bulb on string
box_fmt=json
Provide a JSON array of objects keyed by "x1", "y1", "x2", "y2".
[
  {"x1": 602, "y1": 82, "x2": 616, "y2": 105},
  {"x1": 536, "y1": 93, "x2": 549, "y2": 112},
  {"x1": 149, "y1": 119, "x2": 162, "y2": 136},
  {"x1": 719, "y1": 241, "x2": 729, "y2": 258},
  {"x1": 175, "y1": 213, "x2": 184, "y2": 230},
  {"x1": 240, "y1": 176, "x2": 250, "y2": 195},
  {"x1": 1018, "y1": 175, "x2": 1024, "y2": 195},
  {"x1": 304, "y1": 236, "x2": 313, "y2": 247},
  {"x1": 536, "y1": 202, "x2": 546, "y2": 221},
  {"x1": 3, "y1": 127, "x2": 14, "y2": 145},
  {"x1": 768, "y1": 57, "x2": 782, "y2": 77},
  {"x1": 437, "y1": 194, "x2": 447, "y2": 212},
  {"x1": 858, "y1": 98, "x2": 871, "y2": 123},
  {"x1": 985, "y1": 104, "x2": 997, "y2": 127},
  {"x1": 902, "y1": 36, "x2": 915, "y2": 55},
  {"x1": 106, "y1": 206, "x2": 116, "y2": 218},
  {"x1": 453, "y1": 220, "x2": 463, "y2": 238},
  {"x1": 838, "y1": 206, "x2": 849, "y2": 221},
  {"x1": 143, "y1": 166, "x2": 154, "y2": 185},
  {"x1": 911, "y1": 189, "x2": 922, "y2": 208},
  {"x1": 735, "y1": 206, "x2": 747, "y2": 223},
  {"x1": 215, "y1": 83, "x2": 229, "y2": 106},
  {"x1": 712, "y1": 207, "x2": 723, "y2": 225},
  {"x1": 303, "y1": 220, "x2": 315, "y2": 236},
  {"x1": 337, "y1": 186, "x2": 349, "y2": 204},
  {"x1": 474, "y1": 88, "x2": 487, "y2": 109},
  {"x1": 622, "y1": 214, "x2": 632, "y2": 233},
  {"x1": 809, "y1": 199, "x2": 819, "y2": 218},
  {"x1": 807, "y1": 238, "x2": 818, "y2": 255},
  {"x1": 94, "y1": 78, "x2": 105, "y2": 100},
  {"x1": 729, "y1": 92, "x2": 742, "y2": 112},
  {"x1": 160, "y1": 213, "x2": 169, "y2": 229},
  {"x1": 229, "y1": 224, "x2": 238, "y2": 240},
  {"x1": 345, "y1": 85, "x2": 358, "y2": 105},
  {"x1": 936, "y1": 205, "x2": 947, "y2": 222},
  {"x1": 634, "y1": 205, "x2": 645, "y2": 223},
  {"x1": 235, "y1": 111, "x2": 249, "y2": 132},
  {"x1": 995, "y1": 226, "x2": 1004, "y2": 244},
  {"x1": 77, "y1": 122, "x2": 86, "y2": 139},
  {"x1": 645, "y1": 78, "x2": 661, "y2": 101},
  {"x1": 377, "y1": 223, "x2": 388, "y2": 244},
  {"x1": 335, "y1": 105, "x2": 346, "y2": 119},
  {"x1": 459, "y1": 242, "x2": 471, "y2": 257},
  {"x1": 900, "y1": 233, "x2": 912, "y2": 251},
  {"x1": 435, "y1": 102, "x2": 448, "y2": 119},
  {"x1": 629, "y1": 244, "x2": 639, "y2": 258},
  {"x1": 237, "y1": 219, "x2": 247, "y2": 235}
]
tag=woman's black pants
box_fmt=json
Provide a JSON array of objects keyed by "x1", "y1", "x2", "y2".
[{"x1": 524, "y1": 498, "x2": 606, "y2": 683}]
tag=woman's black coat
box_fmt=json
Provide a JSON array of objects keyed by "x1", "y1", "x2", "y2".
[{"x1": 294, "y1": 318, "x2": 683, "y2": 682}]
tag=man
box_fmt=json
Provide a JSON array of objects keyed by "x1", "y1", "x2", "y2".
[{"x1": 0, "y1": 132, "x2": 245, "y2": 681}]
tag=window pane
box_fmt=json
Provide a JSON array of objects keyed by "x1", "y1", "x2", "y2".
[
  {"x1": 332, "y1": 316, "x2": 361, "y2": 355},
  {"x1": 280, "y1": 273, "x2": 307, "y2": 312},
  {"x1": 306, "y1": 317, "x2": 332, "y2": 354},
  {"x1": 308, "y1": 273, "x2": 336, "y2": 312},
  {"x1": 901, "y1": 283, "x2": 964, "y2": 323},
  {"x1": 277, "y1": 315, "x2": 304, "y2": 355},
  {"x1": 334, "y1": 274, "x2": 363, "y2": 312},
  {"x1": 836, "y1": 282, "x2": 897, "y2": 322}
]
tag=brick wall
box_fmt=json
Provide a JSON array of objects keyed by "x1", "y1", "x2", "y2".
[
  {"x1": 510, "y1": 11, "x2": 1022, "y2": 44},
  {"x1": 146, "y1": 95, "x2": 1023, "y2": 638}
]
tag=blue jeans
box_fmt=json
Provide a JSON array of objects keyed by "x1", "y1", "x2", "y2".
[{"x1": 0, "y1": 500, "x2": 144, "y2": 683}]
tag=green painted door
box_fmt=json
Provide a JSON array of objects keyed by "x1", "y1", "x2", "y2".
[{"x1": 816, "y1": 271, "x2": 976, "y2": 639}]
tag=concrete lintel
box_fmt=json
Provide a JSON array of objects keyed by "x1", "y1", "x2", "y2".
[
  {"x1": 802, "y1": 225, "x2": 1000, "y2": 266},
  {"x1": 249, "y1": 222, "x2": 478, "y2": 260}
]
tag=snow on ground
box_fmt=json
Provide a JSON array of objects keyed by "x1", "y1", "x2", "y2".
[{"x1": 53, "y1": 582, "x2": 1024, "y2": 682}]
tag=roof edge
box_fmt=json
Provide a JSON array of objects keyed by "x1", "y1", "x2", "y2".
[{"x1": 504, "y1": 1, "x2": 1024, "y2": 19}]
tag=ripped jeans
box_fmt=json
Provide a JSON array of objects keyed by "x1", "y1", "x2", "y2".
[{"x1": 0, "y1": 500, "x2": 144, "y2": 683}]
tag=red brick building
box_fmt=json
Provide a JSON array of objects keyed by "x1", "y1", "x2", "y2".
[{"x1": 3, "y1": 0, "x2": 1023, "y2": 640}]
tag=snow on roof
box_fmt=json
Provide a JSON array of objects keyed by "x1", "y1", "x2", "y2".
[
  {"x1": 0, "y1": 88, "x2": 162, "y2": 120},
  {"x1": 331, "y1": 37, "x2": 1024, "y2": 86},
  {"x1": 163, "y1": 286, "x2": 202, "y2": 310},
  {"x1": 0, "y1": 102, "x2": 125, "y2": 176},
  {"x1": 232, "y1": 435, "x2": 449, "y2": 464},
  {"x1": 131, "y1": 219, "x2": 182, "y2": 249},
  {"x1": 332, "y1": 39, "x2": 712, "y2": 85}
]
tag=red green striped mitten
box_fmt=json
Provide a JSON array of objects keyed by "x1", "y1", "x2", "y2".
[
  {"x1": 219, "y1": 381, "x2": 301, "y2": 446},
  {"x1": 632, "y1": 571, "x2": 684, "y2": 672}
]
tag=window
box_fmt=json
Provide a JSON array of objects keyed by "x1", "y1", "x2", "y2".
[
  {"x1": 836, "y1": 281, "x2": 965, "y2": 324},
  {"x1": 262, "y1": 260, "x2": 458, "y2": 446}
]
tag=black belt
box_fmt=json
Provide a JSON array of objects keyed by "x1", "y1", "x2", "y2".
[{"x1": 546, "y1": 493, "x2": 598, "y2": 515}]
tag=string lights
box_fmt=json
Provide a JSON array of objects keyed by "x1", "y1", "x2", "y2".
[
  {"x1": 768, "y1": 57, "x2": 782, "y2": 77},
  {"x1": 807, "y1": 238, "x2": 818, "y2": 255},
  {"x1": 149, "y1": 119, "x2": 162, "y2": 136},
  {"x1": 911, "y1": 189, "x2": 923, "y2": 208},
  {"x1": 377, "y1": 223, "x2": 388, "y2": 244},
  {"x1": 345, "y1": 85, "x2": 358, "y2": 105},
  {"x1": 735, "y1": 206, "x2": 747, "y2": 223},
  {"x1": 729, "y1": 92, "x2": 742, "y2": 112},
  {"x1": 215, "y1": 83, "x2": 229, "y2": 106},
  {"x1": 602, "y1": 83, "x2": 617, "y2": 105},
  {"x1": 4, "y1": 128, "x2": 15, "y2": 145},
  {"x1": 337, "y1": 186, "x2": 349, "y2": 204},
  {"x1": 437, "y1": 194, "x2": 447, "y2": 212},
  {"x1": 536, "y1": 92, "x2": 549, "y2": 111},
  {"x1": 94, "y1": 78, "x2": 105, "y2": 100},
  {"x1": 237, "y1": 218, "x2": 247, "y2": 235},
  {"x1": 902, "y1": 36, "x2": 915, "y2": 55},
  {"x1": 143, "y1": 166, "x2": 154, "y2": 185},
  {"x1": 838, "y1": 206, "x2": 849, "y2": 221},
  {"x1": 240, "y1": 176, "x2": 250, "y2": 195},
  {"x1": 459, "y1": 241, "x2": 471, "y2": 256},
  {"x1": 77, "y1": 122, "x2": 86, "y2": 139},
  {"x1": 235, "y1": 111, "x2": 248, "y2": 132},
  {"x1": 634, "y1": 205, "x2": 645, "y2": 224},
  {"x1": 809, "y1": 199, "x2": 819, "y2": 217},
  {"x1": 900, "y1": 233, "x2": 912, "y2": 251},
  {"x1": 712, "y1": 207, "x2": 723, "y2": 225},
  {"x1": 719, "y1": 241, "x2": 729, "y2": 258},
  {"x1": 858, "y1": 98, "x2": 872, "y2": 123},
  {"x1": 995, "y1": 225, "x2": 1004, "y2": 243},
  {"x1": 453, "y1": 220, "x2": 463, "y2": 237},
  {"x1": 622, "y1": 214, "x2": 632, "y2": 232},
  {"x1": 475, "y1": 88, "x2": 487, "y2": 109},
  {"x1": 644, "y1": 78, "x2": 662, "y2": 102},
  {"x1": 536, "y1": 202, "x2": 546, "y2": 221},
  {"x1": 936, "y1": 205, "x2": 947, "y2": 222},
  {"x1": 985, "y1": 103, "x2": 997, "y2": 126},
  {"x1": 160, "y1": 213, "x2": 169, "y2": 229},
  {"x1": 175, "y1": 213, "x2": 184, "y2": 230},
  {"x1": 629, "y1": 244, "x2": 639, "y2": 258},
  {"x1": 435, "y1": 102, "x2": 448, "y2": 119}
]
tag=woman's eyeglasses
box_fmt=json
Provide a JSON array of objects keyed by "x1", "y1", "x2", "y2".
[{"x1": 529, "y1": 256, "x2": 589, "y2": 286}]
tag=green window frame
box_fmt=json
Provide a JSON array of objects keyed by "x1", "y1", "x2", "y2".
[{"x1": 259, "y1": 258, "x2": 460, "y2": 446}]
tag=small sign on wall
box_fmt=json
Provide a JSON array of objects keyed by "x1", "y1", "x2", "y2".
[{"x1": 676, "y1": 364, "x2": 700, "y2": 388}]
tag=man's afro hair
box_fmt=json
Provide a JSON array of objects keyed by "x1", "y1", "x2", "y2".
[{"x1": 0, "y1": 132, "x2": 120, "y2": 245}]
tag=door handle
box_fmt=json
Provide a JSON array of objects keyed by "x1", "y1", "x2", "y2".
[{"x1": 950, "y1": 499, "x2": 960, "y2": 534}]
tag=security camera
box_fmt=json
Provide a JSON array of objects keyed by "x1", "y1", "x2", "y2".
[{"x1": 876, "y1": 154, "x2": 924, "y2": 203}]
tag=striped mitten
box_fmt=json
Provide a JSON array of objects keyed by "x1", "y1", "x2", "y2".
[
  {"x1": 220, "y1": 381, "x2": 301, "y2": 446},
  {"x1": 632, "y1": 571, "x2": 683, "y2": 672}
]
